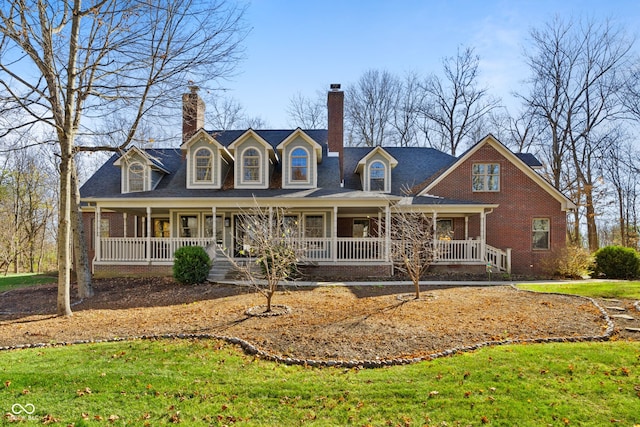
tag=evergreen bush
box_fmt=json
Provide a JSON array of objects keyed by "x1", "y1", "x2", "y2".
[
  {"x1": 593, "y1": 245, "x2": 640, "y2": 279},
  {"x1": 173, "y1": 246, "x2": 211, "y2": 284}
]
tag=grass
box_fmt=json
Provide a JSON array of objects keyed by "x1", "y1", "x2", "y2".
[
  {"x1": 517, "y1": 280, "x2": 640, "y2": 299},
  {"x1": 0, "y1": 273, "x2": 56, "y2": 292},
  {"x1": 0, "y1": 339, "x2": 639, "y2": 426}
]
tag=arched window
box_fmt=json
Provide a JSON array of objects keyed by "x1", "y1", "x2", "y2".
[
  {"x1": 243, "y1": 148, "x2": 260, "y2": 182},
  {"x1": 369, "y1": 161, "x2": 385, "y2": 191},
  {"x1": 194, "y1": 148, "x2": 213, "y2": 182},
  {"x1": 290, "y1": 147, "x2": 309, "y2": 182},
  {"x1": 128, "y1": 162, "x2": 145, "y2": 192}
]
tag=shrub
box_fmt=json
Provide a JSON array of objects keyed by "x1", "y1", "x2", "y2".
[
  {"x1": 593, "y1": 245, "x2": 640, "y2": 279},
  {"x1": 173, "y1": 246, "x2": 211, "y2": 285},
  {"x1": 541, "y1": 244, "x2": 594, "y2": 279}
]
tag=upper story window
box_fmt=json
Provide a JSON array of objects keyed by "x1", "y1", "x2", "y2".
[
  {"x1": 290, "y1": 147, "x2": 309, "y2": 182},
  {"x1": 472, "y1": 163, "x2": 500, "y2": 192},
  {"x1": 242, "y1": 148, "x2": 260, "y2": 182},
  {"x1": 369, "y1": 161, "x2": 386, "y2": 191},
  {"x1": 128, "y1": 162, "x2": 145, "y2": 192},
  {"x1": 194, "y1": 148, "x2": 213, "y2": 182}
]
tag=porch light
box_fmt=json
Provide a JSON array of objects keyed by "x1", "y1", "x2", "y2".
[{"x1": 224, "y1": 217, "x2": 230, "y2": 227}]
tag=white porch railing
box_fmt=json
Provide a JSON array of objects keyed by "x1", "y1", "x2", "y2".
[
  {"x1": 435, "y1": 239, "x2": 482, "y2": 262},
  {"x1": 485, "y1": 244, "x2": 510, "y2": 272},
  {"x1": 97, "y1": 237, "x2": 509, "y2": 272},
  {"x1": 99, "y1": 237, "x2": 214, "y2": 262}
]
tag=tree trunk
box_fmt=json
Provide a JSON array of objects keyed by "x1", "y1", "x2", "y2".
[
  {"x1": 584, "y1": 187, "x2": 599, "y2": 252},
  {"x1": 265, "y1": 291, "x2": 273, "y2": 313},
  {"x1": 57, "y1": 148, "x2": 73, "y2": 317},
  {"x1": 71, "y1": 158, "x2": 93, "y2": 298}
]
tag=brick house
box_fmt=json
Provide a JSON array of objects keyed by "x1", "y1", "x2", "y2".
[{"x1": 79, "y1": 85, "x2": 575, "y2": 279}]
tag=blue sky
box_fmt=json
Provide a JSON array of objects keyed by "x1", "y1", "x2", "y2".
[{"x1": 216, "y1": 0, "x2": 640, "y2": 128}]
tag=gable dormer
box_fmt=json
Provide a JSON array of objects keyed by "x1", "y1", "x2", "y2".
[
  {"x1": 180, "y1": 129, "x2": 233, "y2": 189},
  {"x1": 354, "y1": 147, "x2": 398, "y2": 193},
  {"x1": 113, "y1": 146, "x2": 169, "y2": 194},
  {"x1": 276, "y1": 128, "x2": 323, "y2": 189},
  {"x1": 228, "y1": 129, "x2": 277, "y2": 189}
]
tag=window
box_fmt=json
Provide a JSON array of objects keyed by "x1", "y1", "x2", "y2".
[
  {"x1": 290, "y1": 148, "x2": 308, "y2": 182},
  {"x1": 153, "y1": 218, "x2": 170, "y2": 238},
  {"x1": 100, "y1": 218, "x2": 110, "y2": 238},
  {"x1": 472, "y1": 163, "x2": 500, "y2": 192},
  {"x1": 369, "y1": 161, "x2": 385, "y2": 191},
  {"x1": 436, "y1": 219, "x2": 453, "y2": 240},
  {"x1": 90, "y1": 218, "x2": 110, "y2": 249},
  {"x1": 194, "y1": 148, "x2": 213, "y2": 182},
  {"x1": 532, "y1": 218, "x2": 550, "y2": 250},
  {"x1": 282, "y1": 215, "x2": 300, "y2": 237},
  {"x1": 179, "y1": 215, "x2": 198, "y2": 237},
  {"x1": 242, "y1": 148, "x2": 260, "y2": 182},
  {"x1": 353, "y1": 219, "x2": 370, "y2": 238},
  {"x1": 205, "y1": 215, "x2": 224, "y2": 244},
  {"x1": 128, "y1": 162, "x2": 145, "y2": 192},
  {"x1": 304, "y1": 215, "x2": 324, "y2": 238}
]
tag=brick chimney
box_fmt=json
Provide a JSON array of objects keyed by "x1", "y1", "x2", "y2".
[
  {"x1": 182, "y1": 85, "x2": 205, "y2": 143},
  {"x1": 327, "y1": 83, "x2": 344, "y2": 182}
]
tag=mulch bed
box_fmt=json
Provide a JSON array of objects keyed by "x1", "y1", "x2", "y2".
[{"x1": 0, "y1": 277, "x2": 633, "y2": 363}]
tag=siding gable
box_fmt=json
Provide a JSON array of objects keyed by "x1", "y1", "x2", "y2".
[
  {"x1": 276, "y1": 129, "x2": 322, "y2": 189},
  {"x1": 113, "y1": 147, "x2": 169, "y2": 193},
  {"x1": 228, "y1": 130, "x2": 275, "y2": 189},
  {"x1": 354, "y1": 147, "x2": 398, "y2": 193},
  {"x1": 181, "y1": 129, "x2": 231, "y2": 189}
]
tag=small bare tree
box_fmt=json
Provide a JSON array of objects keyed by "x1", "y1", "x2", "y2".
[
  {"x1": 390, "y1": 205, "x2": 437, "y2": 299},
  {"x1": 231, "y1": 206, "x2": 303, "y2": 313}
]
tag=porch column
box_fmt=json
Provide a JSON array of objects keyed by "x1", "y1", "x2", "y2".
[
  {"x1": 146, "y1": 207, "x2": 152, "y2": 262},
  {"x1": 480, "y1": 210, "x2": 486, "y2": 262},
  {"x1": 464, "y1": 216, "x2": 469, "y2": 240},
  {"x1": 123, "y1": 213, "x2": 127, "y2": 238},
  {"x1": 432, "y1": 210, "x2": 438, "y2": 258},
  {"x1": 211, "y1": 206, "x2": 217, "y2": 260},
  {"x1": 384, "y1": 205, "x2": 391, "y2": 261},
  {"x1": 95, "y1": 206, "x2": 101, "y2": 261},
  {"x1": 332, "y1": 206, "x2": 338, "y2": 262}
]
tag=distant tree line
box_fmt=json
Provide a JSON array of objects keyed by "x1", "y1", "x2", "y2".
[{"x1": 0, "y1": 144, "x2": 57, "y2": 274}]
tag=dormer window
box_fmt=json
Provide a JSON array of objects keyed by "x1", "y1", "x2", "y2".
[
  {"x1": 291, "y1": 147, "x2": 309, "y2": 182},
  {"x1": 369, "y1": 161, "x2": 386, "y2": 191},
  {"x1": 194, "y1": 148, "x2": 213, "y2": 182},
  {"x1": 128, "y1": 162, "x2": 145, "y2": 192},
  {"x1": 242, "y1": 148, "x2": 260, "y2": 182}
]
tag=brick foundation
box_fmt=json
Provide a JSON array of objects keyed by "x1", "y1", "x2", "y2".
[
  {"x1": 299, "y1": 263, "x2": 393, "y2": 280},
  {"x1": 93, "y1": 264, "x2": 173, "y2": 278}
]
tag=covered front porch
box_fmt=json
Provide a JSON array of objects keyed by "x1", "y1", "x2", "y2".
[{"x1": 85, "y1": 199, "x2": 511, "y2": 277}]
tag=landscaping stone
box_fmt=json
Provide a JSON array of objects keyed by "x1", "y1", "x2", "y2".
[
  {"x1": 610, "y1": 314, "x2": 635, "y2": 320},
  {"x1": 604, "y1": 306, "x2": 626, "y2": 311},
  {"x1": 624, "y1": 327, "x2": 640, "y2": 333}
]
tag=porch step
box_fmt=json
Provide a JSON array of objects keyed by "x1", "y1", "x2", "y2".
[{"x1": 207, "y1": 250, "x2": 260, "y2": 282}]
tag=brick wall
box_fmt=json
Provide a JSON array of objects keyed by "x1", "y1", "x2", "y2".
[{"x1": 430, "y1": 143, "x2": 568, "y2": 276}]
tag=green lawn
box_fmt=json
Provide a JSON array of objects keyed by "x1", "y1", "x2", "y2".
[
  {"x1": 1, "y1": 339, "x2": 639, "y2": 426},
  {"x1": 0, "y1": 273, "x2": 56, "y2": 292},
  {"x1": 517, "y1": 280, "x2": 640, "y2": 299}
]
